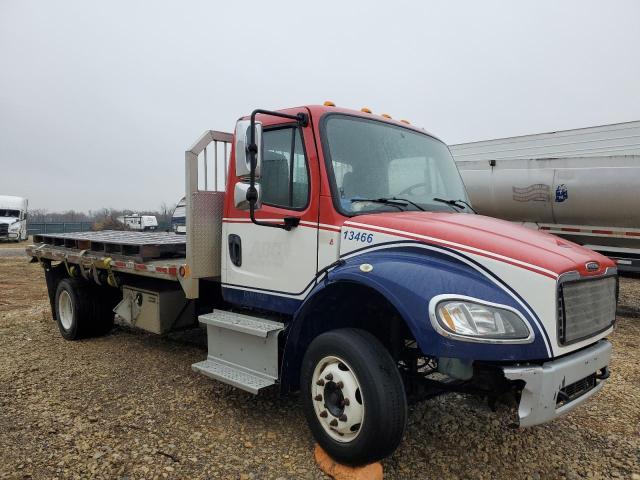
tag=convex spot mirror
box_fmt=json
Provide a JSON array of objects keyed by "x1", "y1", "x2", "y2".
[
  {"x1": 234, "y1": 182, "x2": 262, "y2": 210},
  {"x1": 234, "y1": 119, "x2": 262, "y2": 179}
]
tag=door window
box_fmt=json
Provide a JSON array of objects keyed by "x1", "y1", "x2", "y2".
[{"x1": 261, "y1": 127, "x2": 309, "y2": 210}]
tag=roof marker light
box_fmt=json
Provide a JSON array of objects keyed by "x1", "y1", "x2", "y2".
[
  {"x1": 381, "y1": 113, "x2": 392, "y2": 119},
  {"x1": 360, "y1": 107, "x2": 372, "y2": 113},
  {"x1": 324, "y1": 101, "x2": 336, "y2": 107},
  {"x1": 400, "y1": 119, "x2": 411, "y2": 124}
]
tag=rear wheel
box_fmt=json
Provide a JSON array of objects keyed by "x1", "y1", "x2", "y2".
[
  {"x1": 301, "y1": 328, "x2": 407, "y2": 466},
  {"x1": 54, "y1": 278, "x2": 118, "y2": 340}
]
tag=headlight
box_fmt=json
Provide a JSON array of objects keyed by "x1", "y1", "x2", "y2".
[
  {"x1": 9, "y1": 223, "x2": 20, "y2": 231},
  {"x1": 430, "y1": 296, "x2": 533, "y2": 343}
]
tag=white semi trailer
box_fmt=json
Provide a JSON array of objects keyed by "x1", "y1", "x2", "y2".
[
  {"x1": 451, "y1": 121, "x2": 640, "y2": 272},
  {"x1": 0, "y1": 195, "x2": 28, "y2": 242}
]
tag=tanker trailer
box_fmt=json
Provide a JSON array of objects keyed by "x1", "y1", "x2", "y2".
[{"x1": 451, "y1": 121, "x2": 640, "y2": 272}]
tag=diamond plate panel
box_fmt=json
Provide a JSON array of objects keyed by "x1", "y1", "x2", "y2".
[
  {"x1": 191, "y1": 359, "x2": 274, "y2": 394},
  {"x1": 187, "y1": 191, "x2": 225, "y2": 278},
  {"x1": 199, "y1": 310, "x2": 284, "y2": 337}
]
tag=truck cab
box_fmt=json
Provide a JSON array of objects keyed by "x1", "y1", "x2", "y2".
[
  {"x1": 0, "y1": 195, "x2": 28, "y2": 242},
  {"x1": 171, "y1": 197, "x2": 186, "y2": 234},
  {"x1": 28, "y1": 105, "x2": 617, "y2": 466}
]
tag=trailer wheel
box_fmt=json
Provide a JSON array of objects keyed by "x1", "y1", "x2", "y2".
[
  {"x1": 301, "y1": 328, "x2": 407, "y2": 466},
  {"x1": 54, "y1": 278, "x2": 117, "y2": 340}
]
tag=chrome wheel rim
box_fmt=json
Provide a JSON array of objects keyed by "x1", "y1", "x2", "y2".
[
  {"x1": 58, "y1": 290, "x2": 73, "y2": 330},
  {"x1": 311, "y1": 355, "x2": 364, "y2": 443}
]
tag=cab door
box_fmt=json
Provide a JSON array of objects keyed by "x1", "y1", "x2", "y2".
[{"x1": 222, "y1": 109, "x2": 319, "y2": 314}]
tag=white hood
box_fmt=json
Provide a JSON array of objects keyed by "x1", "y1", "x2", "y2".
[{"x1": 0, "y1": 217, "x2": 19, "y2": 225}]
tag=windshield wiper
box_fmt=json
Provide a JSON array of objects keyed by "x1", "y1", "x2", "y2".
[
  {"x1": 351, "y1": 198, "x2": 407, "y2": 211},
  {"x1": 389, "y1": 197, "x2": 425, "y2": 211},
  {"x1": 432, "y1": 197, "x2": 476, "y2": 213}
]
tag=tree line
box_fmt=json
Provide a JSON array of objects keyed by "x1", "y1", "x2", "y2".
[{"x1": 28, "y1": 202, "x2": 176, "y2": 226}]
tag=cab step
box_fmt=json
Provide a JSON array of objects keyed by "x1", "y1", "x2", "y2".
[
  {"x1": 191, "y1": 358, "x2": 276, "y2": 394},
  {"x1": 191, "y1": 310, "x2": 285, "y2": 394}
]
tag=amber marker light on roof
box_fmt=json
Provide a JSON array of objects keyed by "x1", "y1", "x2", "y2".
[
  {"x1": 360, "y1": 107, "x2": 372, "y2": 113},
  {"x1": 381, "y1": 113, "x2": 392, "y2": 119},
  {"x1": 324, "y1": 101, "x2": 336, "y2": 107},
  {"x1": 400, "y1": 119, "x2": 411, "y2": 124}
]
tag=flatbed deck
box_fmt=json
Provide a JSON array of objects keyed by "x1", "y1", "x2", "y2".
[
  {"x1": 27, "y1": 231, "x2": 188, "y2": 282},
  {"x1": 32, "y1": 231, "x2": 186, "y2": 262}
]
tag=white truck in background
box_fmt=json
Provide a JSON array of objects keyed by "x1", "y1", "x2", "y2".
[
  {"x1": 0, "y1": 195, "x2": 28, "y2": 242},
  {"x1": 117, "y1": 214, "x2": 158, "y2": 231},
  {"x1": 451, "y1": 121, "x2": 640, "y2": 272}
]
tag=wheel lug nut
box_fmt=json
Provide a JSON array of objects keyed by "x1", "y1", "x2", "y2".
[
  {"x1": 336, "y1": 381, "x2": 344, "y2": 389},
  {"x1": 316, "y1": 379, "x2": 325, "y2": 386},
  {"x1": 329, "y1": 419, "x2": 338, "y2": 427},
  {"x1": 339, "y1": 414, "x2": 347, "y2": 422},
  {"x1": 325, "y1": 373, "x2": 333, "y2": 381},
  {"x1": 342, "y1": 398, "x2": 350, "y2": 406},
  {"x1": 319, "y1": 410, "x2": 328, "y2": 418},
  {"x1": 314, "y1": 394, "x2": 323, "y2": 401}
]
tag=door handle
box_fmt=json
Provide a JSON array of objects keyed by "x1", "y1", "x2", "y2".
[{"x1": 228, "y1": 234, "x2": 242, "y2": 267}]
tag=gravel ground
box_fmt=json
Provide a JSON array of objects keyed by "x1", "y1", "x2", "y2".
[
  {"x1": 0, "y1": 249, "x2": 28, "y2": 258},
  {"x1": 1, "y1": 257, "x2": 639, "y2": 479},
  {"x1": 619, "y1": 274, "x2": 640, "y2": 317},
  {"x1": 0, "y1": 238, "x2": 32, "y2": 250}
]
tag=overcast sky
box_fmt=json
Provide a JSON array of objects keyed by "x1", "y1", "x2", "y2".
[{"x1": 1, "y1": 0, "x2": 639, "y2": 212}]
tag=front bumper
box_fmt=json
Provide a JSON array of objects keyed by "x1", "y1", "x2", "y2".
[{"x1": 503, "y1": 340, "x2": 611, "y2": 427}]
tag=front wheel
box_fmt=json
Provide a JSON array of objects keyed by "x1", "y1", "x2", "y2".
[{"x1": 301, "y1": 328, "x2": 407, "y2": 466}]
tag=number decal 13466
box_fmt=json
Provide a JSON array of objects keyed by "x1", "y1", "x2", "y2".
[{"x1": 343, "y1": 230, "x2": 374, "y2": 243}]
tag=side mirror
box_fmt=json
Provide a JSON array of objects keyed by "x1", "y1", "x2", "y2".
[
  {"x1": 234, "y1": 182, "x2": 262, "y2": 210},
  {"x1": 234, "y1": 119, "x2": 262, "y2": 178}
]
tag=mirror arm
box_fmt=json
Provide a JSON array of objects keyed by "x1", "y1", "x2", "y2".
[{"x1": 247, "y1": 109, "x2": 308, "y2": 231}]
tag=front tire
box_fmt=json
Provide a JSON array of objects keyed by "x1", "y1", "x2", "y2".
[{"x1": 301, "y1": 328, "x2": 407, "y2": 466}]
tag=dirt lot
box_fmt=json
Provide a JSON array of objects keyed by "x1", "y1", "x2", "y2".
[
  {"x1": 0, "y1": 238, "x2": 32, "y2": 247},
  {"x1": 0, "y1": 239, "x2": 32, "y2": 255},
  {"x1": 1, "y1": 254, "x2": 639, "y2": 480}
]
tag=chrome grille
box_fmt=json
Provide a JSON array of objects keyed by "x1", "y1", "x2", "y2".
[
  {"x1": 0, "y1": 224, "x2": 8, "y2": 235},
  {"x1": 559, "y1": 276, "x2": 616, "y2": 345}
]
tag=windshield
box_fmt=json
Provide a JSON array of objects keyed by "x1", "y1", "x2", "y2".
[
  {"x1": 0, "y1": 209, "x2": 20, "y2": 218},
  {"x1": 322, "y1": 115, "x2": 469, "y2": 215},
  {"x1": 173, "y1": 198, "x2": 186, "y2": 217},
  {"x1": 173, "y1": 207, "x2": 185, "y2": 219}
]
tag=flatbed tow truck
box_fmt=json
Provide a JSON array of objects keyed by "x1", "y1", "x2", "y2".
[{"x1": 27, "y1": 104, "x2": 617, "y2": 465}]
